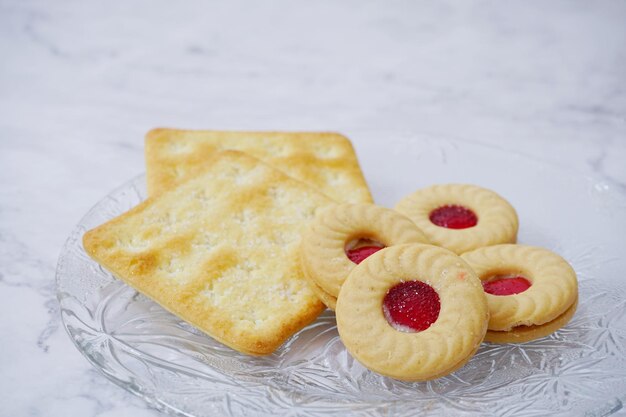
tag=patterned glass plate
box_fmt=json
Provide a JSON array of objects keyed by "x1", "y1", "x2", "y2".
[{"x1": 56, "y1": 133, "x2": 626, "y2": 417}]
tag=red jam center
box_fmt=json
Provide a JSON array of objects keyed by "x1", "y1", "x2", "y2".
[
  {"x1": 382, "y1": 281, "x2": 440, "y2": 332},
  {"x1": 346, "y1": 246, "x2": 384, "y2": 264},
  {"x1": 429, "y1": 205, "x2": 478, "y2": 229},
  {"x1": 482, "y1": 276, "x2": 531, "y2": 296}
]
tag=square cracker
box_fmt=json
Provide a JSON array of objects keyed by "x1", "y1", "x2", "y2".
[
  {"x1": 145, "y1": 128, "x2": 373, "y2": 203},
  {"x1": 83, "y1": 151, "x2": 333, "y2": 355}
]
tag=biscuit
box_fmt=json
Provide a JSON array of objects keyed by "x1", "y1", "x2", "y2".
[
  {"x1": 83, "y1": 151, "x2": 334, "y2": 355},
  {"x1": 394, "y1": 184, "x2": 518, "y2": 254},
  {"x1": 461, "y1": 244, "x2": 578, "y2": 337},
  {"x1": 300, "y1": 204, "x2": 430, "y2": 305},
  {"x1": 484, "y1": 297, "x2": 578, "y2": 343},
  {"x1": 308, "y1": 279, "x2": 338, "y2": 311},
  {"x1": 145, "y1": 128, "x2": 373, "y2": 204},
  {"x1": 336, "y1": 244, "x2": 489, "y2": 381}
]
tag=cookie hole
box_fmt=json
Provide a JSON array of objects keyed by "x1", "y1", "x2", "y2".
[
  {"x1": 272, "y1": 144, "x2": 287, "y2": 156},
  {"x1": 482, "y1": 275, "x2": 531, "y2": 296},
  {"x1": 344, "y1": 238, "x2": 385, "y2": 264},
  {"x1": 314, "y1": 144, "x2": 342, "y2": 159},
  {"x1": 168, "y1": 141, "x2": 194, "y2": 155},
  {"x1": 191, "y1": 233, "x2": 215, "y2": 251},
  {"x1": 173, "y1": 166, "x2": 186, "y2": 179},
  {"x1": 267, "y1": 186, "x2": 290, "y2": 205},
  {"x1": 233, "y1": 208, "x2": 255, "y2": 225},
  {"x1": 382, "y1": 281, "x2": 440, "y2": 332},
  {"x1": 321, "y1": 170, "x2": 344, "y2": 186},
  {"x1": 429, "y1": 205, "x2": 478, "y2": 229}
]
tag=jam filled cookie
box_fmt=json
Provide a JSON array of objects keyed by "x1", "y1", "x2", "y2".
[
  {"x1": 300, "y1": 204, "x2": 430, "y2": 309},
  {"x1": 308, "y1": 278, "x2": 339, "y2": 311},
  {"x1": 394, "y1": 184, "x2": 518, "y2": 254},
  {"x1": 484, "y1": 297, "x2": 578, "y2": 343},
  {"x1": 461, "y1": 244, "x2": 578, "y2": 343},
  {"x1": 336, "y1": 244, "x2": 488, "y2": 381}
]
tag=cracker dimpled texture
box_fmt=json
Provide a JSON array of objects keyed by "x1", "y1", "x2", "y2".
[
  {"x1": 83, "y1": 151, "x2": 334, "y2": 355},
  {"x1": 145, "y1": 128, "x2": 373, "y2": 204}
]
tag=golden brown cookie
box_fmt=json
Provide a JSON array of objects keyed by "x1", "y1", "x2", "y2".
[
  {"x1": 461, "y1": 244, "x2": 578, "y2": 342},
  {"x1": 394, "y1": 184, "x2": 518, "y2": 254},
  {"x1": 300, "y1": 204, "x2": 430, "y2": 307},
  {"x1": 484, "y1": 297, "x2": 578, "y2": 343},
  {"x1": 145, "y1": 129, "x2": 373, "y2": 204},
  {"x1": 336, "y1": 244, "x2": 489, "y2": 381},
  {"x1": 83, "y1": 151, "x2": 334, "y2": 355},
  {"x1": 308, "y1": 279, "x2": 337, "y2": 310}
]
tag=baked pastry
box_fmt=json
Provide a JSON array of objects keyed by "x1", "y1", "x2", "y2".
[
  {"x1": 394, "y1": 184, "x2": 518, "y2": 254},
  {"x1": 145, "y1": 128, "x2": 373, "y2": 203},
  {"x1": 461, "y1": 244, "x2": 578, "y2": 343},
  {"x1": 300, "y1": 204, "x2": 430, "y2": 309},
  {"x1": 483, "y1": 297, "x2": 578, "y2": 343},
  {"x1": 336, "y1": 244, "x2": 489, "y2": 381},
  {"x1": 307, "y1": 279, "x2": 340, "y2": 311},
  {"x1": 83, "y1": 151, "x2": 334, "y2": 355}
]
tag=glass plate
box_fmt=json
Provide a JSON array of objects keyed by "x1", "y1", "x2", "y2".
[{"x1": 56, "y1": 133, "x2": 626, "y2": 417}]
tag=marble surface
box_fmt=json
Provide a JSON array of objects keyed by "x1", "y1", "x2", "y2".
[{"x1": 1, "y1": 1, "x2": 625, "y2": 416}]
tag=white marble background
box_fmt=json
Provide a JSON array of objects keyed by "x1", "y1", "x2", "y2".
[{"x1": 1, "y1": 1, "x2": 625, "y2": 416}]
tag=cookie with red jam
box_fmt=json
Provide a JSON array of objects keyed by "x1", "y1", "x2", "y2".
[
  {"x1": 300, "y1": 204, "x2": 430, "y2": 309},
  {"x1": 461, "y1": 244, "x2": 578, "y2": 343},
  {"x1": 336, "y1": 244, "x2": 488, "y2": 381},
  {"x1": 394, "y1": 184, "x2": 518, "y2": 254}
]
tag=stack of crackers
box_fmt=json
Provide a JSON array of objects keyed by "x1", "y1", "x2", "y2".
[{"x1": 83, "y1": 129, "x2": 372, "y2": 355}]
